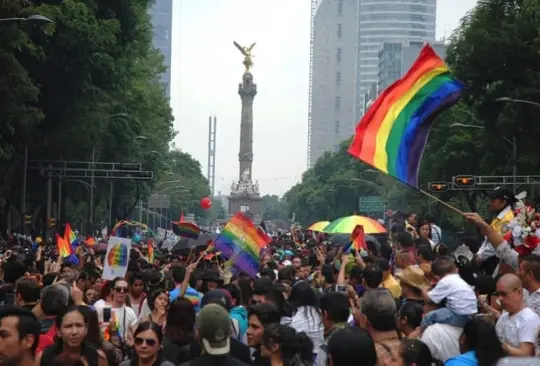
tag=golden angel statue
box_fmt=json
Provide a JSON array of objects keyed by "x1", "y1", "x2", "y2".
[{"x1": 233, "y1": 41, "x2": 256, "y2": 72}]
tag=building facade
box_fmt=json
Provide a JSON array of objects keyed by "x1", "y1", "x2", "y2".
[
  {"x1": 149, "y1": 0, "x2": 173, "y2": 99},
  {"x1": 355, "y1": 0, "x2": 436, "y2": 121},
  {"x1": 378, "y1": 40, "x2": 446, "y2": 92},
  {"x1": 308, "y1": 0, "x2": 359, "y2": 168}
]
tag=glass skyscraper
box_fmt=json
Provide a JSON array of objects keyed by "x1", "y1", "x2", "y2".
[
  {"x1": 355, "y1": 0, "x2": 436, "y2": 120},
  {"x1": 149, "y1": 0, "x2": 173, "y2": 99}
]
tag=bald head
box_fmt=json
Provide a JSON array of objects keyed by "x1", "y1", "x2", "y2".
[{"x1": 498, "y1": 274, "x2": 522, "y2": 290}]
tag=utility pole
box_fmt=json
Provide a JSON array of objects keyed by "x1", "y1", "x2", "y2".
[
  {"x1": 58, "y1": 179, "x2": 62, "y2": 223},
  {"x1": 21, "y1": 146, "x2": 28, "y2": 231},
  {"x1": 108, "y1": 182, "x2": 113, "y2": 229},
  {"x1": 89, "y1": 148, "x2": 96, "y2": 236},
  {"x1": 46, "y1": 167, "x2": 52, "y2": 239}
]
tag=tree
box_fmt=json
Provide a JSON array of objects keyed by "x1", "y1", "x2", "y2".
[
  {"x1": 261, "y1": 195, "x2": 288, "y2": 221},
  {"x1": 0, "y1": 0, "x2": 175, "y2": 232}
]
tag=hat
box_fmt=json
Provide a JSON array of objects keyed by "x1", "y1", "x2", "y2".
[
  {"x1": 486, "y1": 186, "x2": 516, "y2": 203},
  {"x1": 201, "y1": 289, "x2": 232, "y2": 311},
  {"x1": 196, "y1": 303, "x2": 231, "y2": 355},
  {"x1": 395, "y1": 267, "x2": 428, "y2": 290}
]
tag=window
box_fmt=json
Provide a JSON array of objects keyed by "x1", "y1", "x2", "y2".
[
  {"x1": 337, "y1": 23, "x2": 342, "y2": 39},
  {"x1": 335, "y1": 72, "x2": 341, "y2": 87},
  {"x1": 337, "y1": 0, "x2": 343, "y2": 15},
  {"x1": 335, "y1": 96, "x2": 341, "y2": 110},
  {"x1": 336, "y1": 47, "x2": 342, "y2": 63}
]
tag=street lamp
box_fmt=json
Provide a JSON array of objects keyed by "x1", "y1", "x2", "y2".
[
  {"x1": 450, "y1": 123, "x2": 517, "y2": 193},
  {"x1": 350, "y1": 178, "x2": 386, "y2": 195},
  {"x1": 496, "y1": 97, "x2": 540, "y2": 108},
  {"x1": 0, "y1": 15, "x2": 54, "y2": 24}
]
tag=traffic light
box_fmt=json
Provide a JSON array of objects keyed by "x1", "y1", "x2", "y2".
[
  {"x1": 47, "y1": 218, "x2": 56, "y2": 228},
  {"x1": 429, "y1": 182, "x2": 450, "y2": 192},
  {"x1": 453, "y1": 175, "x2": 475, "y2": 187},
  {"x1": 24, "y1": 215, "x2": 32, "y2": 225}
]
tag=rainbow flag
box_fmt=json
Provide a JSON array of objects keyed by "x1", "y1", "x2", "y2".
[
  {"x1": 64, "y1": 222, "x2": 77, "y2": 246},
  {"x1": 172, "y1": 222, "x2": 201, "y2": 239},
  {"x1": 85, "y1": 237, "x2": 96, "y2": 246},
  {"x1": 214, "y1": 213, "x2": 272, "y2": 278},
  {"x1": 348, "y1": 44, "x2": 464, "y2": 187},
  {"x1": 55, "y1": 233, "x2": 72, "y2": 258},
  {"x1": 103, "y1": 311, "x2": 122, "y2": 341},
  {"x1": 344, "y1": 225, "x2": 366, "y2": 253},
  {"x1": 147, "y1": 240, "x2": 154, "y2": 263}
]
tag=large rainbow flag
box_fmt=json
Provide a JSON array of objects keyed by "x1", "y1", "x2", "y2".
[
  {"x1": 214, "y1": 213, "x2": 272, "y2": 278},
  {"x1": 348, "y1": 44, "x2": 464, "y2": 187}
]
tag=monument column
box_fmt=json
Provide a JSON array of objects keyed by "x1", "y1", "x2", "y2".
[{"x1": 238, "y1": 72, "x2": 257, "y2": 180}]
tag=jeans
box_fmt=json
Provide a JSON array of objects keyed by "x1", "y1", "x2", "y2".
[{"x1": 421, "y1": 307, "x2": 472, "y2": 328}]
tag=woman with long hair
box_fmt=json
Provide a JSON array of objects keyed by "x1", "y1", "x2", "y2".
[
  {"x1": 78, "y1": 305, "x2": 121, "y2": 365},
  {"x1": 261, "y1": 324, "x2": 314, "y2": 366},
  {"x1": 119, "y1": 321, "x2": 174, "y2": 366},
  {"x1": 445, "y1": 317, "x2": 505, "y2": 366},
  {"x1": 161, "y1": 298, "x2": 196, "y2": 365},
  {"x1": 287, "y1": 282, "x2": 323, "y2": 357},
  {"x1": 139, "y1": 289, "x2": 169, "y2": 328},
  {"x1": 37, "y1": 306, "x2": 108, "y2": 366}
]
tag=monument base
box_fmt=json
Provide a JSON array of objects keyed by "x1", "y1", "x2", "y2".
[{"x1": 228, "y1": 195, "x2": 262, "y2": 224}]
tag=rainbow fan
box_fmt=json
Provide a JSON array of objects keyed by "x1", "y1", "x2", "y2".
[{"x1": 107, "y1": 243, "x2": 129, "y2": 268}]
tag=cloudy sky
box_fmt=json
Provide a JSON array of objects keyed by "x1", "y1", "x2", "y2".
[{"x1": 170, "y1": 0, "x2": 478, "y2": 197}]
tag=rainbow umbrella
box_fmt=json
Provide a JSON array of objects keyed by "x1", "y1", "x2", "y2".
[
  {"x1": 308, "y1": 221, "x2": 330, "y2": 232},
  {"x1": 323, "y1": 215, "x2": 386, "y2": 234}
]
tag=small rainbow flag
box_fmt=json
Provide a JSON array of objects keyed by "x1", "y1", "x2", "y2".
[
  {"x1": 85, "y1": 237, "x2": 96, "y2": 246},
  {"x1": 64, "y1": 222, "x2": 77, "y2": 246},
  {"x1": 344, "y1": 225, "x2": 366, "y2": 253},
  {"x1": 103, "y1": 310, "x2": 122, "y2": 341},
  {"x1": 348, "y1": 44, "x2": 464, "y2": 187},
  {"x1": 55, "y1": 233, "x2": 72, "y2": 258},
  {"x1": 172, "y1": 222, "x2": 201, "y2": 239},
  {"x1": 214, "y1": 213, "x2": 272, "y2": 278}
]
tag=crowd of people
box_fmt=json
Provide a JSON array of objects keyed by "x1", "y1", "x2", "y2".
[{"x1": 2, "y1": 186, "x2": 540, "y2": 366}]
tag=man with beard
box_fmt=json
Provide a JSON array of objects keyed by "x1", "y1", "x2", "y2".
[{"x1": 0, "y1": 306, "x2": 40, "y2": 366}]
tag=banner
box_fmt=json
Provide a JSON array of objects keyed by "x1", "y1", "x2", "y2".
[{"x1": 102, "y1": 236, "x2": 131, "y2": 280}]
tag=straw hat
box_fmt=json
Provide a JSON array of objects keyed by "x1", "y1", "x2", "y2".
[{"x1": 396, "y1": 266, "x2": 428, "y2": 290}]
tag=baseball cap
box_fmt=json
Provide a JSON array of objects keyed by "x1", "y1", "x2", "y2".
[
  {"x1": 196, "y1": 303, "x2": 231, "y2": 355},
  {"x1": 486, "y1": 186, "x2": 516, "y2": 202}
]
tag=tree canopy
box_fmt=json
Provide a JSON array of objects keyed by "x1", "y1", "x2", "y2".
[{"x1": 0, "y1": 0, "x2": 212, "y2": 233}]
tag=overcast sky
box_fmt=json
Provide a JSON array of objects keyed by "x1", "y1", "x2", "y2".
[{"x1": 170, "y1": 0, "x2": 478, "y2": 197}]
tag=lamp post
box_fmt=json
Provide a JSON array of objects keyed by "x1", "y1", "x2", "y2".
[
  {"x1": 496, "y1": 97, "x2": 540, "y2": 108},
  {"x1": 450, "y1": 123, "x2": 517, "y2": 193},
  {"x1": 0, "y1": 15, "x2": 53, "y2": 24}
]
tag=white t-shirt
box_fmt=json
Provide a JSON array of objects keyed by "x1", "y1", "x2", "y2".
[
  {"x1": 428, "y1": 273, "x2": 477, "y2": 316},
  {"x1": 421, "y1": 324, "x2": 462, "y2": 362},
  {"x1": 94, "y1": 302, "x2": 138, "y2": 339},
  {"x1": 496, "y1": 307, "x2": 540, "y2": 353}
]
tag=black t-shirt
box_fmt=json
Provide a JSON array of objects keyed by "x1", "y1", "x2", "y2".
[
  {"x1": 180, "y1": 354, "x2": 248, "y2": 366},
  {"x1": 0, "y1": 283, "x2": 15, "y2": 305}
]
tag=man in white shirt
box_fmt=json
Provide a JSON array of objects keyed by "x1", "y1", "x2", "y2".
[{"x1": 495, "y1": 274, "x2": 540, "y2": 357}]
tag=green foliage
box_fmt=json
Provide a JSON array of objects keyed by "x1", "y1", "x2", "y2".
[
  {"x1": 0, "y1": 0, "x2": 182, "y2": 233},
  {"x1": 260, "y1": 194, "x2": 288, "y2": 221}
]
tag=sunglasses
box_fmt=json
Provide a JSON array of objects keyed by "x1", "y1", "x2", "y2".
[
  {"x1": 115, "y1": 287, "x2": 128, "y2": 293},
  {"x1": 134, "y1": 337, "x2": 157, "y2": 347}
]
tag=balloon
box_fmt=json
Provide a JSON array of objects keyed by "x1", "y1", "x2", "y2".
[{"x1": 200, "y1": 197, "x2": 212, "y2": 210}]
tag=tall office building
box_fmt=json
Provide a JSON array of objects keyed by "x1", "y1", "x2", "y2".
[
  {"x1": 378, "y1": 41, "x2": 446, "y2": 92},
  {"x1": 307, "y1": 0, "x2": 360, "y2": 168},
  {"x1": 149, "y1": 0, "x2": 173, "y2": 99},
  {"x1": 355, "y1": 0, "x2": 436, "y2": 121}
]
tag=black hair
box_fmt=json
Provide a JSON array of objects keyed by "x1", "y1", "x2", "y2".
[
  {"x1": 165, "y1": 298, "x2": 195, "y2": 344},
  {"x1": 147, "y1": 288, "x2": 169, "y2": 311},
  {"x1": 260, "y1": 267, "x2": 277, "y2": 281},
  {"x1": 130, "y1": 321, "x2": 165, "y2": 366},
  {"x1": 349, "y1": 265, "x2": 364, "y2": 283},
  {"x1": 223, "y1": 284, "x2": 243, "y2": 306},
  {"x1": 416, "y1": 245, "x2": 434, "y2": 261},
  {"x1": 320, "y1": 292, "x2": 350, "y2": 323},
  {"x1": 416, "y1": 220, "x2": 432, "y2": 239},
  {"x1": 521, "y1": 255, "x2": 540, "y2": 281},
  {"x1": 0, "y1": 305, "x2": 40, "y2": 355},
  {"x1": 397, "y1": 232, "x2": 414, "y2": 249},
  {"x1": 171, "y1": 266, "x2": 186, "y2": 284},
  {"x1": 398, "y1": 301, "x2": 424, "y2": 330},
  {"x1": 15, "y1": 277, "x2": 40, "y2": 303},
  {"x1": 362, "y1": 264, "x2": 383, "y2": 288},
  {"x1": 328, "y1": 327, "x2": 376, "y2": 366},
  {"x1": 289, "y1": 281, "x2": 321, "y2": 326},
  {"x1": 400, "y1": 339, "x2": 433, "y2": 366},
  {"x1": 431, "y1": 256, "x2": 456, "y2": 277},
  {"x1": 262, "y1": 324, "x2": 313, "y2": 365},
  {"x1": 462, "y1": 317, "x2": 505, "y2": 366},
  {"x1": 377, "y1": 258, "x2": 390, "y2": 272},
  {"x1": 130, "y1": 271, "x2": 145, "y2": 284},
  {"x1": 248, "y1": 303, "x2": 281, "y2": 326}
]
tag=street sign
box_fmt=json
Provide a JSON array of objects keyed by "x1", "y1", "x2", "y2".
[
  {"x1": 148, "y1": 194, "x2": 171, "y2": 209},
  {"x1": 358, "y1": 196, "x2": 385, "y2": 213}
]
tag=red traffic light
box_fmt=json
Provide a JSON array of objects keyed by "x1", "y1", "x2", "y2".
[
  {"x1": 429, "y1": 182, "x2": 449, "y2": 192},
  {"x1": 454, "y1": 175, "x2": 475, "y2": 187}
]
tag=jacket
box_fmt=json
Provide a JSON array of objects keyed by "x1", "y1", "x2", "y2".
[{"x1": 230, "y1": 306, "x2": 248, "y2": 338}]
